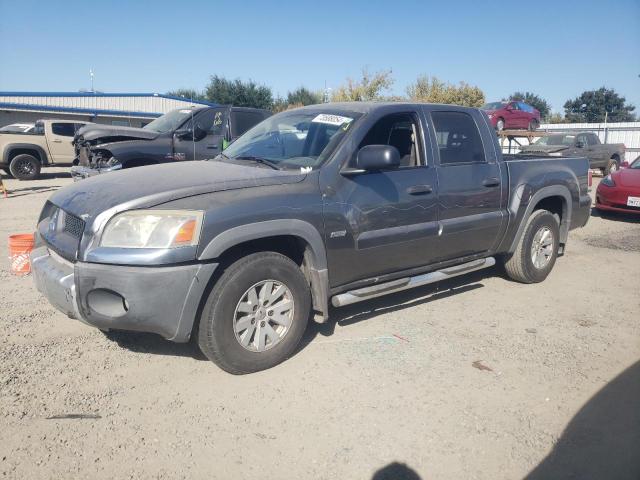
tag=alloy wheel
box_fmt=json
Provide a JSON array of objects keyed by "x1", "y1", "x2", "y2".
[{"x1": 233, "y1": 280, "x2": 294, "y2": 352}]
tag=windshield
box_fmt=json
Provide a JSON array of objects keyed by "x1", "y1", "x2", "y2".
[
  {"x1": 534, "y1": 134, "x2": 575, "y2": 146},
  {"x1": 482, "y1": 102, "x2": 505, "y2": 110},
  {"x1": 220, "y1": 109, "x2": 362, "y2": 169},
  {"x1": 143, "y1": 108, "x2": 199, "y2": 133}
]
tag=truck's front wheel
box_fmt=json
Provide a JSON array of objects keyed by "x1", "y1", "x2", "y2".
[
  {"x1": 9, "y1": 154, "x2": 41, "y2": 180},
  {"x1": 504, "y1": 210, "x2": 559, "y2": 284},
  {"x1": 197, "y1": 252, "x2": 311, "y2": 374}
]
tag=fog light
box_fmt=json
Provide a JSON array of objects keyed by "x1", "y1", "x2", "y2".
[{"x1": 87, "y1": 289, "x2": 128, "y2": 317}]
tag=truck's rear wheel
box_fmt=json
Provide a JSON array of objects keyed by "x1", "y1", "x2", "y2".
[
  {"x1": 504, "y1": 210, "x2": 559, "y2": 284},
  {"x1": 9, "y1": 154, "x2": 41, "y2": 180},
  {"x1": 197, "y1": 252, "x2": 311, "y2": 374}
]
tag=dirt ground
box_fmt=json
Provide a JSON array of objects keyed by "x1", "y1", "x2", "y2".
[{"x1": 1, "y1": 168, "x2": 639, "y2": 480}]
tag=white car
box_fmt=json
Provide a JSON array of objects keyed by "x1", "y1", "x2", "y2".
[{"x1": 0, "y1": 123, "x2": 35, "y2": 133}]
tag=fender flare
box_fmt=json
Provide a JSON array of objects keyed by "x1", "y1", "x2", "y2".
[
  {"x1": 3, "y1": 143, "x2": 49, "y2": 165},
  {"x1": 198, "y1": 219, "x2": 329, "y2": 320},
  {"x1": 508, "y1": 185, "x2": 572, "y2": 254}
]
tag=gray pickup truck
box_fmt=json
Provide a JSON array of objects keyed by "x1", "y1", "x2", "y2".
[
  {"x1": 31, "y1": 102, "x2": 591, "y2": 374},
  {"x1": 519, "y1": 131, "x2": 626, "y2": 175}
]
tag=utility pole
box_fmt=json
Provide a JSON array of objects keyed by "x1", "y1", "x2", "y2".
[{"x1": 89, "y1": 69, "x2": 94, "y2": 93}]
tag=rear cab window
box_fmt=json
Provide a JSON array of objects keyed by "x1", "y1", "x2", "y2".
[
  {"x1": 231, "y1": 111, "x2": 267, "y2": 138},
  {"x1": 51, "y1": 123, "x2": 77, "y2": 137},
  {"x1": 430, "y1": 111, "x2": 486, "y2": 165}
]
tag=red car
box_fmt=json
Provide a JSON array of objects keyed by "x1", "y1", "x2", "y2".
[
  {"x1": 482, "y1": 101, "x2": 541, "y2": 131},
  {"x1": 595, "y1": 156, "x2": 640, "y2": 214}
]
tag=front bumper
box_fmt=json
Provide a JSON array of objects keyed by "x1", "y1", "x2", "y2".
[
  {"x1": 70, "y1": 164, "x2": 121, "y2": 182},
  {"x1": 31, "y1": 245, "x2": 217, "y2": 342},
  {"x1": 596, "y1": 186, "x2": 640, "y2": 215}
]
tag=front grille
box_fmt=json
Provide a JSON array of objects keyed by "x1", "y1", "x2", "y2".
[{"x1": 63, "y1": 212, "x2": 85, "y2": 239}]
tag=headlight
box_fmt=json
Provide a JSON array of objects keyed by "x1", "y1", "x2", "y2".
[
  {"x1": 601, "y1": 175, "x2": 616, "y2": 187},
  {"x1": 100, "y1": 210, "x2": 204, "y2": 248}
]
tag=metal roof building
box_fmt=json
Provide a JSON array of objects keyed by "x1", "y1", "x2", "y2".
[{"x1": 0, "y1": 92, "x2": 214, "y2": 128}]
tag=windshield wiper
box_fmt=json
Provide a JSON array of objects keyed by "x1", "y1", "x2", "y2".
[{"x1": 233, "y1": 155, "x2": 281, "y2": 170}]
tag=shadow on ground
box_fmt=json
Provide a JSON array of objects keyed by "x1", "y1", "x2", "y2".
[
  {"x1": 590, "y1": 207, "x2": 640, "y2": 223},
  {"x1": 525, "y1": 360, "x2": 640, "y2": 480},
  {"x1": 301, "y1": 267, "x2": 492, "y2": 346},
  {"x1": 102, "y1": 330, "x2": 208, "y2": 361},
  {"x1": 372, "y1": 462, "x2": 422, "y2": 480},
  {"x1": 105, "y1": 267, "x2": 493, "y2": 361},
  {"x1": 5, "y1": 185, "x2": 62, "y2": 197}
]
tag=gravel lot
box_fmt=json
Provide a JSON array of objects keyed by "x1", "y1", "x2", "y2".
[{"x1": 1, "y1": 168, "x2": 639, "y2": 480}]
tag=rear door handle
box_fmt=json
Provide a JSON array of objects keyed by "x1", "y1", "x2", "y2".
[
  {"x1": 206, "y1": 145, "x2": 218, "y2": 150},
  {"x1": 407, "y1": 184, "x2": 433, "y2": 195},
  {"x1": 482, "y1": 177, "x2": 500, "y2": 187},
  {"x1": 53, "y1": 139, "x2": 62, "y2": 143}
]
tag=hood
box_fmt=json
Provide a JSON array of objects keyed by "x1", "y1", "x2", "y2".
[
  {"x1": 76, "y1": 124, "x2": 160, "y2": 143},
  {"x1": 49, "y1": 161, "x2": 306, "y2": 221},
  {"x1": 519, "y1": 144, "x2": 569, "y2": 154},
  {"x1": 612, "y1": 167, "x2": 640, "y2": 188}
]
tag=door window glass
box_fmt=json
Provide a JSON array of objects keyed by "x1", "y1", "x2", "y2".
[
  {"x1": 586, "y1": 133, "x2": 600, "y2": 146},
  {"x1": 358, "y1": 113, "x2": 423, "y2": 168},
  {"x1": 431, "y1": 111, "x2": 486, "y2": 165},
  {"x1": 231, "y1": 111, "x2": 266, "y2": 138},
  {"x1": 51, "y1": 123, "x2": 76, "y2": 137}
]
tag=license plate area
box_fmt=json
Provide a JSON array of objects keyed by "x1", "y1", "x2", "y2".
[{"x1": 627, "y1": 196, "x2": 640, "y2": 207}]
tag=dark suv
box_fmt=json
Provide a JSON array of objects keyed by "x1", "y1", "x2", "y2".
[{"x1": 71, "y1": 105, "x2": 271, "y2": 179}]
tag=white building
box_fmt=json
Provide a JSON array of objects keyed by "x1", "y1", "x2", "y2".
[{"x1": 0, "y1": 92, "x2": 213, "y2": 128}]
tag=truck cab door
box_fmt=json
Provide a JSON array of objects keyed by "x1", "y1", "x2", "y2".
[
  {"x1": 47, "y1": 122, "x2": 80, "y2": 165},
  {"x1": 427, "y1": 109, "x2": 504, "y2": 262},
  {"x1": 173, "y1": 108, "x2": 228, "y2": 161},
  {"x1": 323, "y1": 110, "x2": 440, "y2": 287}
]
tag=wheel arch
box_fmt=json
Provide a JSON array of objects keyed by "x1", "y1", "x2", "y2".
[
  {"x1": 199, "y1": 219, "x2": 329, "y2": 321},
  {"x1": 4, "y1": 143, "x2": 49, "y2": 165},
  {"x1": 507, "y1": 186, "x2": 572, "y2": 254}
]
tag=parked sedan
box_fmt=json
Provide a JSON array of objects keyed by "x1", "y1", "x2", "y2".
[
  {"x1": 482, "y1": 101, "x2": 540, "y2": 131},
  {"x1": 595, "y1": 156, "x2": 640, "y2": 215}
]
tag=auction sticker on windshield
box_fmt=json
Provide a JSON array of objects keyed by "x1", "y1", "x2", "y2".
[{"x1": 312, "y1": 114, "x2": 353, "y2": 126}]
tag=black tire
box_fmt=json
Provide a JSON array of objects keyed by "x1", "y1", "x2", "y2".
[
  {"x1": 504, "y1": 210, "x2": 560, "y2": 284},
  {"x1": 197, "y1": 252, "x2": 311, "y2": 374},
  {"x1": 9, "y1": 154, "x2": 41, "y2": 180},
  {"x1": 528, "y1": 119, "x2": 539, "y2": 131},
  {"x1": 605, "y1": 158, "x2": 619, "y2": 175},
  {"x1": 496, "y1": 118, "x2": 505, "y2": 131}
]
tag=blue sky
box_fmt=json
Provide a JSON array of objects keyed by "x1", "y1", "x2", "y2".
[{"x1": 1, "y1": 0, "x2": 638, "y2": 113}]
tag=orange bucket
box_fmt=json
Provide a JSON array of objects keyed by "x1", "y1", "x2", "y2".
[{"x1": 9, "y1": 233, "x2": 35, "y2": 275}]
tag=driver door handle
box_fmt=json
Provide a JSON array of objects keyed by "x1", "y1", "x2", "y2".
[
  {"x1": 482, "y1": 177, "x2": 500, "y2": 187},
  {"x1": 206, "y1": 145, "x2": 219, "y2": 150},
  {"x1": 407, "y1": 184, "x2": 433, "y2": 195}
]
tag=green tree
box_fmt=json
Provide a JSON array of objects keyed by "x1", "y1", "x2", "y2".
[
  {"x1": 547, "y1": 112, "x2": 568, "y2": 124},
  {"x1": 287, "y1": 87, "x2": 322, "y2": 106},
  {"x1": 166, "y1": 88, "x2": 206, "y2": 102},
  {"x1": 509, "y1": 91, "x2": 551, "y2": 119},
  {"x1": 205, "y1": 75, "x2": 273, "y2": 109},
  {"x1": 331, "y1": 68, "x2": 394, "y2": 102},
  {"x1": 407, "y1": 75, "x2": 485, "y2": 107},
  {"x1": 564, "y1": 87, "x2": 635, "y2": 123}
]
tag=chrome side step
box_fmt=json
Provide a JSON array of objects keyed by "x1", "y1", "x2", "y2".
[{"x1": 331, "y1": 257, "x2": 496, "y2": 307}]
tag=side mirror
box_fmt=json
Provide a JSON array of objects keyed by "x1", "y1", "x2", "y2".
[
  {"x1": 175, "y1": 128, "x2": 193, "y2": 140},
  {"x1": 356, "y1": 145, "x2": 400, "y2": 171},
  {"x1": 575, "y1": 141, "x2": 584, "y2": 148},
  {"x1": 620, "y1": 161, "x2": 630, "y2": 169},
  {"x1": 505, "y1": 105, "x2": 513, "y2": 111}
]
